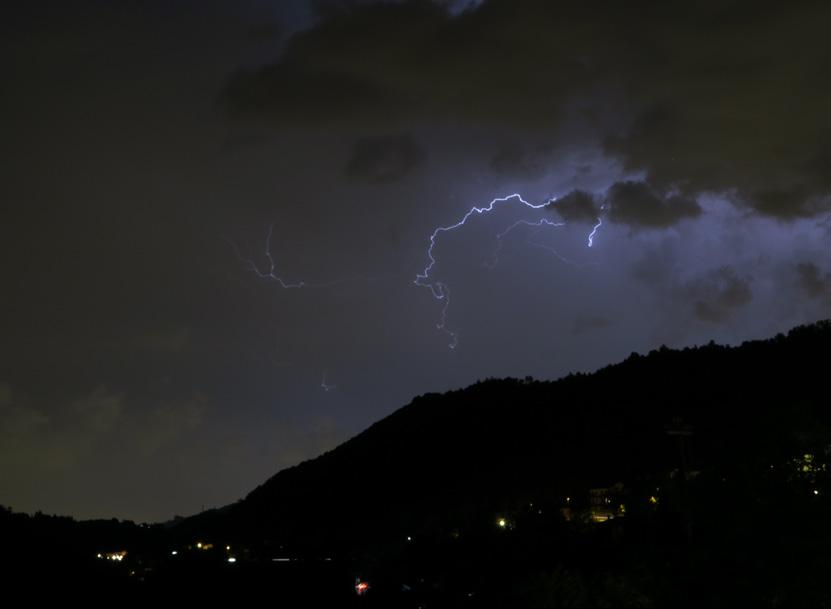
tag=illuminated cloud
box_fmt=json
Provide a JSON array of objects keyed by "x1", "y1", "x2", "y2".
[
  {"x1": 795, "y1": 263, "x2": 831, "y2": 300},
  {"x1": 548, "y1": 190, "x2": 600, "y2": 224},
  {"x1": 489, "y1": 143, "x2": 552, "y2": 181},
  {"x1": 222, "y1": 0, "x2": 831, "y2": 219},
  {"x1": 573, "y1": 313, "x2": 612, "y2": 335},
  {"x1": 605, "y1": 181, "x2": 701, "y2": 229},
  {"x1": 685, "y1": 267, "x2": 753, "y2": 324}
]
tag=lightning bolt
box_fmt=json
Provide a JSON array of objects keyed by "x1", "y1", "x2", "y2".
[
  {"x1": 586, "y1": 203, "x2": 608, "y2": 248},
  {"x1": 434, "y1": 281, "x2": 457, "y2": 349},
  {"x1": 587, "y1": 216, "x2": 603, "y2": 248},
  {"x1": 415, "y1": 194, "x2": 550, "y2": 296},
  {"x1": 415, "y1": 193, "x2": 603, "y2": 348},
  {"x1": 229, "y1": 224, "x2": 378, "y2": 289},
  {"x1": 485, "y1": 217, "x2": 566, "y2": 269},
  {"x1": 234, "y1": 194, "x2": 605, "y2": 354},
  {"x1": 228, "y1": 226, "x2": 375, "y2": 394},
  {"x1": 228, "y1": 224, "x2": 308, "y2": 288},
  {"x1": 527, "y1": 240, "x2": 599, "y2": 269},
  {"x1": 321, "y1": 372, "x2": 335, "y2": 392},
  {"x1": 414, "y1": 194, "x2": 556, "y2": 348}
]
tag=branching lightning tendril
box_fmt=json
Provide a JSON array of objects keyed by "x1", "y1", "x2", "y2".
[
  {"x1": 321, "y1": 372, "x2": 335, "y2": 392},
  {"x1": 229, "y1": 224, "x2": 373, "y2": 289},
  {"x1": 527, "y1": 240, "x2": 598, "y2": 269},
  {"x1": 485, "y1": 217, "x2": 566, "y2": 269},
  {"x1": 415, "y1": 193, "x2": 603, "y2": 348},
  {"x1": 235, "y1": 193, "x2": 605, "y2": 356}
]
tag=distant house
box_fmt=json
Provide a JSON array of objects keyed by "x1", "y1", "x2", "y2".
[{"x1": 587, "y1": 483, "x2": 626, "y2": 523}]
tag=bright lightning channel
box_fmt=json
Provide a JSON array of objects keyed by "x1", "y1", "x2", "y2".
[
  {"x1": 234, "y1": 194, "x2": 604, "y2": 353},
  {"x1": 414, "y1": 193, "x2": 602, "y2": 349},
  {"x1": 587, "y1": 217, "x2": 602, "y2": 248}
]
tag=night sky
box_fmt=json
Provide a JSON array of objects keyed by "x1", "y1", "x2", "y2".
[{"x1": 3, "y1": 0, "x2": 831, "y2": 522}]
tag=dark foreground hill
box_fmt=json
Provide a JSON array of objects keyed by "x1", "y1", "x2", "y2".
[
  {"x1": 207, "y1": 319, "x2": 831, "y2": 540},
  {"x1": 5, "y1": 320, "x2": 831, "y2": 605},
  {"x1": 168, "y1": 319, "x2": 831, "y2": 604}
]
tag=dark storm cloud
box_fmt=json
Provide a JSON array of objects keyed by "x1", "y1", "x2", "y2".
[
  {"x1": 345, "y1": 133, "x2": 424, "y2": 182},
  {"x1": 222, "y1": 0, "x2": 831, "y2": 220},
  {"x1": 312, "y1": 0, "x2": 482, "y2": 16},
  {"x1": 746, "y1": 187, "x2": 831, "y2": 220},
  {"x1": 311, "y1": 0, "x2": 395, "y2": 16},
  {"x1": 685, "y1": 267, "x2": 753, "y2": 324},
  {"x1": 629, "y1": 241, "x2": 681, "y2": 287},
  {"x1": 573, "y1": 313, "x2": 612, "y2": 335},
  {"x1": 247, "y1": 23, "x2": 283, "y2": 41},
  {"x1": 221, "y1": 1, "x2": 446, "y2": 124},
  {"x1": 220, "y1": 0, "x2": 604, "y2": 127},
  {"x1": 605, "y1": 181, "x2": 701, "y2": 229},
  {"x1": 0, "y1": 386, "x2": 172, "y2": 472},
  {"x1": 795, "y1": 263, "x2": 831, "y2": 300},
  {"x1": 134, "y1": 326, "x2": 192, "y2": 354},
  {"x1": 547, "y1": 189, "x2": 600, "y2": 224},
  {"x1": 489, "y1": 144, "x2": 551, "y2": 181}
]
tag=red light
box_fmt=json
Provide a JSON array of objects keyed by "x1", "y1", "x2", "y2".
[{"x1": 355, "y1": 580, "x2": 370, "y2": 596}]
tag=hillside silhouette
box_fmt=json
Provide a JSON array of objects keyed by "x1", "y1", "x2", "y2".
[
  {"x1": 199, "y1": 320, "x2": 831, "y2": 540},
  {"x1": 6, "y1": 320, "x2": 831, "y2": 605}
]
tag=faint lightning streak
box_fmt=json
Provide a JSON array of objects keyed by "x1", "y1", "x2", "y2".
[
  {"x1": 486, "y1": 218, "x2": 566, "y2": 269},
  {"x1": 227, "y1": 225, "x2": 386, "y2": 393},
  {"x1": 527, "y1": 241, "x2": 598, "y2": 269},
  {"x1": 435, "y1": 281, "x2": 457, "y2": 349},
  {"x1": 235, "y1": 224, "x2": 306, "y2": 288},
  {"x1": 321, "y1": 372, "x2": 335, "y2": 392},
  {"x1": 228, "y1": 225, "x2": 378, "y2": 289}
]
